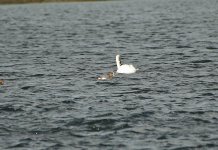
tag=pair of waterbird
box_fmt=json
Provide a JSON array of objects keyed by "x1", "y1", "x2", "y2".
[{"x1": 98, "y1": 54, "x2": 137, "y2": 80}]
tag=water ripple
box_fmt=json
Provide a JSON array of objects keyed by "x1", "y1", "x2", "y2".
[{"x1": 1, "y1": 0, "x2": 218, "y2": 149}]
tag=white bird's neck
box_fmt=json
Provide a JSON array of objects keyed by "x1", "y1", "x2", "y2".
[{"x1": 116, "y1": 55, "x2": 121, "y2": 69}]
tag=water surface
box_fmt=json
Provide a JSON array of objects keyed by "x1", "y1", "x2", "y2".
[{"x1": 0, "y1": 0, "x2": 218, "y2": 149}]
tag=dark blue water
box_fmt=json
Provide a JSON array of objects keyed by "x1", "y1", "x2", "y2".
[{"x1": 0, "y1": 0, "x2": 218, "y2": 149}]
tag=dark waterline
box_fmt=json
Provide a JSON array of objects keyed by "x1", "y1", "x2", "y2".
[
  {"x1": 0, "y1": 0, "x2": 218, "y2": 149},
  {"x1": 0, "y1": 0, "x2": 112, "y2": 5}
]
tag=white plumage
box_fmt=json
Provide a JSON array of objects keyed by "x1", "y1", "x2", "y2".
[{"x1": 116, "y1": 55, "x2": 137, "y2": 74}]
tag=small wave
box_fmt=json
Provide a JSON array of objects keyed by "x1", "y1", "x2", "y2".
[
  {"x1": 176, "y1": 45, "x2": 192, "y2": 49},
  {"x1": 46, "y1": 143, "x2": 64, "y2": 150},
  {"x1": 130, "y1": 111, "x2": 155, "y2": 119},
  {"x1": 61, "y1": 100, "x2": 76, "y2": 104},
  {"x1": 21, "y1": 86, "x2": 34, "y2": 90},
  {"x1": 66, "y1": 118, "x2": 85, "y2": 127},
  {"x1": 201, "y1": 93, "x2": 214, "y2": 96},
  {"x1": 206, "y1": 46, "x2": 217, "y2": 50},
  {"x1": 191, "y1": 60, "x2": 212, "y2": 64},
  {"x1": 193, "y1": 118, "x2": 211, "y2": 123},
  {"x1": 28, "y1": 74, "x2": 44, "y2": 77},
  {"x1": 85, "y1": 118, "x2": 117, "y2": 132},
  {"x1": 171, "y1": 143, "x2": 218, "y2": 150},
  {"x1": 0, "y1": 105, "x2": 23, "y2": 112},
  {"x1": 189, "y1": 111, "x2": 205, "y2": 115},
  {"x1": 7, "y1": 143, "x2": 29, "y2": 149}
]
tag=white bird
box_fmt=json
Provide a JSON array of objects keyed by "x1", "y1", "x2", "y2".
[{"x1": 116, "y1": 54, "x2": 137, "y2": 74}]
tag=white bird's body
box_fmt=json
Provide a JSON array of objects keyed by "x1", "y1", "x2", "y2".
[{"x1": 116, "y1": 55, "x2": 137, "y2": 74}]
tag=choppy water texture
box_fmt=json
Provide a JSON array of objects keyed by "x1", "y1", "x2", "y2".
[{"x1": 0, "y1": 0, "x2": 218, "y2": 149}]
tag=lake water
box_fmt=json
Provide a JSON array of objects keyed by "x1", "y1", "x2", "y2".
[{"x1": 0, "y1": 0, "x2": 218, "y2": 149}]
